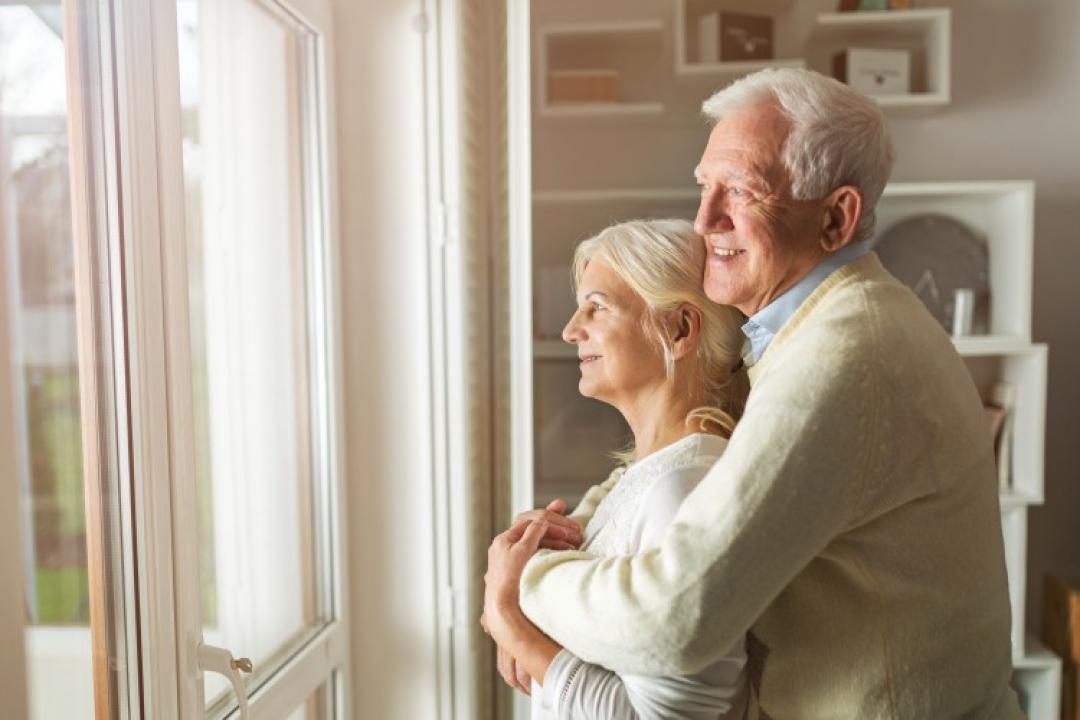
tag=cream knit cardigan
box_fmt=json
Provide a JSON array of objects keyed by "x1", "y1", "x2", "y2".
[{"x1": 520, "y1": 254, "x2": 1023, "y2": 719}]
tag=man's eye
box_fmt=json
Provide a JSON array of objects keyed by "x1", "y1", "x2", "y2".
[{"x1": 729, "y1": 186, "x2": 745, "y2": 197}]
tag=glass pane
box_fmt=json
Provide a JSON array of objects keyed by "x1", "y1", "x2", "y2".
[
  {"x1": 176, "y1": 0, "x2": 327, "y2": 709},
  {"x1": 1, "y1": 3, "x2": 103, "y2": 718}
]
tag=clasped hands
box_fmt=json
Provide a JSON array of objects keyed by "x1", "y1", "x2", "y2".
[{"x1": 482, "y1": 499, "x2": 583, "y2": 695}]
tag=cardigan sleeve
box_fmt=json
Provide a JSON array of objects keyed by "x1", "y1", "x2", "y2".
[{"x1": 519, "y1": 336, "x2": 876, "y2": 676}]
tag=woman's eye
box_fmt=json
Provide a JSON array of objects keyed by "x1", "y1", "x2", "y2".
[{"x1": 729, "y1": 186, "x2": 745, "y2": 197}]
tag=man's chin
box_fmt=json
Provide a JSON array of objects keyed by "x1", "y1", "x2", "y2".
[{"x1": 702, "y1": 279, "x2": 735, "y2": 307}]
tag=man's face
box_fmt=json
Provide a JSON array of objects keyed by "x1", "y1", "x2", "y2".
[{"x1": 693, "y1": 101, "x2": 825, "y2": 316}]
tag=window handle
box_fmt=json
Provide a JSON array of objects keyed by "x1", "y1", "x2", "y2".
[{"x1": 197, "y1": 641, "x2": 253, "y2": 719}]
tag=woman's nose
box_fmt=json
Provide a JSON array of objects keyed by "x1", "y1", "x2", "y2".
[{"x1": 562, "y1": 311, "x2": 583, "y2": 344}]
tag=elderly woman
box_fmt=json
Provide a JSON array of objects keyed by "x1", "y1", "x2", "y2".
[{"x1": 483, "y1": 219, "x2": 750, "y2": 719}]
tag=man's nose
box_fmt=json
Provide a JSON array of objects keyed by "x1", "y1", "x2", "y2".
[{"x1": 694, "y1": 193, "x2": 734, "y2": 236}]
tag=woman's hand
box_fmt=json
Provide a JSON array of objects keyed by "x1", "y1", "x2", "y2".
[{"x1": 513, "y1": 498, "x2": 583, "y2": 551}]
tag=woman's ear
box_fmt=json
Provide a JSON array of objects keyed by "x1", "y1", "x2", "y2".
[
  {"x1": 820, "y1": 185, "x2": 864, "y2": 253},
  {"x1": 671, "y1": 304, "x2": 703, "y2": 360}
]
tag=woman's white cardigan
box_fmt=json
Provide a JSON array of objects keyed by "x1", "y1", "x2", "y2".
[{"x1": 531, "y1": 433, "x2": 747, "y2": 720}]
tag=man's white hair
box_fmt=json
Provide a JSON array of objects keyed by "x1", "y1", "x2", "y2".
[{"x1": 702, "y1": 68, "x2": 895, "y2": 244}]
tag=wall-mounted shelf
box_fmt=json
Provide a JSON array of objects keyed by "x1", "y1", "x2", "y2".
[
  {"x1": 809, "y1": 8, "x2": 951, "y2": 110},
  {"x1": 537, "y1": 21, "x2": 665, "y2": 119},
  {"x1": 676, "y1": 58, "x2": 807, "y2": 79},
  {"x1": 675, "y1": 0, "x2": 804, "y2": 78}
]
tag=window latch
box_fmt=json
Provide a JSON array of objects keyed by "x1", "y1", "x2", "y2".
[{"x1": 197, "y1": 641, "x2": 254, "y2": 719}]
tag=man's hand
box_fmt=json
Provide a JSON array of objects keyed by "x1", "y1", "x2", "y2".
[
  {"x1": 513, "y1": 498, "x2": 583, "y2": 551},
  {"x1": 485, "y1": 518, "x2": 549, "y2": 622}
]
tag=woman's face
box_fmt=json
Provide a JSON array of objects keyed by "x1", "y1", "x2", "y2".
[{"x1": 562, "y1": 260, "x2": 667, "y2": 408}]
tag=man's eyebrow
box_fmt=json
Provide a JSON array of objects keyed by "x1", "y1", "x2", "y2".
[{"x1": 696, "y1": 166, "x2": 772, "y2": 193}]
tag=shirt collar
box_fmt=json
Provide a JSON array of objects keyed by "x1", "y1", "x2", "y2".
[{"x1": 741, "y1": 241, "x2": 872, "y2": 363}]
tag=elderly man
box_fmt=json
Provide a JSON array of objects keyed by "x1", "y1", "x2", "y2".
[{"x1": 499, "y1": 69, "x2": 1021, "y2": 718}]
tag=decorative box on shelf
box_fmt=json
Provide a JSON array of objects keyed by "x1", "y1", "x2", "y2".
[
  {"x1": 810, "y1": 8, "x2": 950, "y2": 110},
  {"x1": 833, "y1": 47, "x2": 911, "y2": 95}
]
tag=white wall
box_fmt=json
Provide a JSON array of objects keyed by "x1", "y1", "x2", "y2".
[
  {"x1": 331, "y1": 1, "x2": 442, "y2": 717},
  {"x1": 883, "y1": 0, "x2": 1080, "y2": 635}
]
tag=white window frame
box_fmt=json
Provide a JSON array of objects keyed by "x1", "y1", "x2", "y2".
[{"x1": 102, "y1": 0, "x2": 350, "y2": 716}]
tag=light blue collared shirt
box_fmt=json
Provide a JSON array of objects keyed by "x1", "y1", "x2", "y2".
[{"x1": 741, "y1": 241, "x2": 872, "y2": 365}]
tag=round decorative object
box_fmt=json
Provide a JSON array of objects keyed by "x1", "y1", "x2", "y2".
[{"x1": 873, "y1": 213, "x2": 990, "y2": 335}]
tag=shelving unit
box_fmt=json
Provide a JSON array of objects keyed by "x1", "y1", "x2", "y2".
[
  {"x1": 808, "y1": 8, "x2": 951, "y2": 108},
  {"x1": 879, "y1": 181, "x2": 1058, "y2": 715}
]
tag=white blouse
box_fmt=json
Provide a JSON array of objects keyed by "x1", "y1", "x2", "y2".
[{"x1": 530, "y1": 433, "x2": 748, "y2": 720}]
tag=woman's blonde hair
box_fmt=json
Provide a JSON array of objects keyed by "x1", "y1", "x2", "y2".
[{"x1": 571, "y1": 218, "x2": 749, "y2": 455}]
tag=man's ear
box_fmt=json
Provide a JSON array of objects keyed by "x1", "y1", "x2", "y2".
[
  {"x1": 671, "y1": 304, "x2": 703, "y2": 360},
  {"x1": 820, "y1": 185, "x2": 864, "y2": 253}
]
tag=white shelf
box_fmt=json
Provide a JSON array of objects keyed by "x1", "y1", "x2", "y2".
[
  {"x1": 540, "y1": 102, "x2": 664, "y2": 119},
  {"x1": 877, "y1": 181, "x2": 1035, "y2": 342},
  {"x1": 674, "y1": 0, "x2": 803, "y2": 78},
  {"x1": 1013, "y1": 636, "x2": 1063, "y2": 720},
  {"x1": 537, "y1": 21, "x2": 665, "y2": 120},
  {"x1": 1016, "y1": 635, "x2": 1065, "y2": 670},
  {"x1": 999, "y1": 489, "x2": 1041, "y2": 510},
  {"x1": 810, "y1": 8, "x2": 951, "y2": 110},
  {"x1": 952, "y1": 335, "x2": 1032, "y2": 357},
  {"x1": 814, "y1": 8, "x2": 950, "y2": 39},
  {"x1": 676, "y1": 58, "x2": 807, "y2": 78},
  {"x1": 874, "y1": 92, "x2": 949, "y2": 110}
]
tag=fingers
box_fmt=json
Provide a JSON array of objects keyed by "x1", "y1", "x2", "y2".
[
  {"x1": 515, "y1": 659, "x2": 533, "y2": 695},
  {"x1": 546, "y1": 497, "x2": 568, "y2": 515},
  {"x1": 497, "y1": 646, "x2": 515, "y2": 690},
  {"x1": 497, "y1": 646, "x2": 531, "y2": 696},
  {"x1": 513, "y1": 506, "x2": 581, "y2": 540},
  {"x1": 519, "y1": 519, "x2": 548, "y2": 553},
  {"x1": 538, "y1": 537, "x2": 577, "y2": 551}
]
